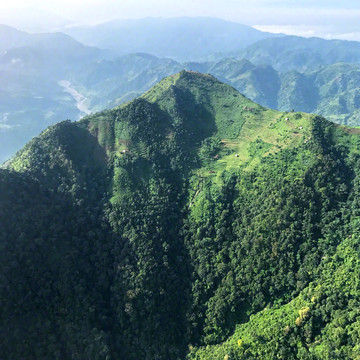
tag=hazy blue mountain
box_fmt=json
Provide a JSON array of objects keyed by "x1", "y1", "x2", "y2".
[
  {"x1": 63, "y1": 17, "x2": 276, "y2": 61},
  {"x1": 0, "y1": 28, "x2": 108, "y2": 74},
  {"x1": 68, "y1": 53, "x2": 182, "y2": 111},
  {"x1": 67, "y1": 55, "x2": 282, "y2": 112},
  {"x1": 0, "y1": 26, "x2": 110, "y2": 163},
  {"x1": 0, "y1": 25, "x2": 108, "y2": 60},
  {"x1": 0, "y1": 8, "x2": 71, "y2": 33},
  {"x1": 238, "y1": 35, "x2": 360, "y2": 72},
  {"x1": 0, "y1": 25, "x2": 32, "y2": 53}
]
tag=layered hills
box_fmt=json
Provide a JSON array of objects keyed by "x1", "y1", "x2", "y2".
[
  {"x1": 67, "y1": 55, "x2": 360, "y2": 126},
  {"x1": 63, "y1": 17, "x2": 276, "y2": 61},
  {"x1": 0, "y1": 25, "x2": 108, "y2": 163},
  {"x1": 2, "y1": 71, "x2": 360, "y2": 359},
  {"x1": 237, "y1": 35, "x2": 360, "y2": 72},
  {"x1": 3, "y1": 20, "x2": 360, "y2": 164}
]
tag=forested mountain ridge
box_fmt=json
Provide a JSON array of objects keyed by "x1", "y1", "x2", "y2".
[{"x1": 2, "y1": 71, "x2": 360, "y2": 359}]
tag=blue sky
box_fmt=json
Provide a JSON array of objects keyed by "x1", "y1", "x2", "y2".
[{"x1": 0, "y1": 0, "x2": 359, "y2": 40}]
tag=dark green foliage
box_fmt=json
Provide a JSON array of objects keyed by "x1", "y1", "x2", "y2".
[
  {"x1": 2, "y1": 72, "x2": 360, "y2": 359},
  {"x1": 0, "y1": 169, "x2": 114, "y2": 359}
]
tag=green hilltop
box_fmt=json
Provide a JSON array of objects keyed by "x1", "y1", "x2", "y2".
[{"x1": 2, "y1": 71, "x2": 360, "y2": 359}]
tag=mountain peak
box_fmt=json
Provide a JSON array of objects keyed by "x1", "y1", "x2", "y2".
[
  {"x1": 177, "y1": 69, "x2": 219, "y2": 83},
  {"x1": 141, "y1": 70, "x2": 225, "y2": 103},
  {"x1": 82, "y1": 71, "x2": 319, "y2": 173},
  {"x1": 9, "y1": 71, "x2": 319, "y2": 179}
]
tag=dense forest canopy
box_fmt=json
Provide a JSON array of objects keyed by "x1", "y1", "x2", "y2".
[{"x1": 2, "y1": 71, "x2": 360, "y2": 359}]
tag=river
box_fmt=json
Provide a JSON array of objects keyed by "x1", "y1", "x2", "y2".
[{"x1": 58, "y1": 80, "x2": 91, "y2": 116}]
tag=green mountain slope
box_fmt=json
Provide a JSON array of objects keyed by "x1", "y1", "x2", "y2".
[
  {"x1": 2, "y1": 71, "x2": 360, "y2": 359},
  {"x1": 189, "y1": 231, "x2": 360, "y2": 359}
]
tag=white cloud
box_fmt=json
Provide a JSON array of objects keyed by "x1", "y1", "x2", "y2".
[
  {"x1": 253, "y1": 24, "x2": 360, "y2": 42},
  {"x1": 253, "y1": 25, "x2": 323, "y2": 37},
  {"x1": 332, "y1": 33, "x2": 360, "y2": 42},
  {"x1": 0, "y1": 0, "x2": 360, "y2": 41}
]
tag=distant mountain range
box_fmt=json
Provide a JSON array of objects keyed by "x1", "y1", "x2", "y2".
[
  {"x1": 2, "y1": 17, "x2": 360, "y2": 163},
  {"x1": 237, "y1": 35, "x2": 360, "y2": 72},
  {"x1": 67, "y1": 54, "x2": 360, "y2": 125},
  {"x1": 0, "y1": 25, "x2": 109, "y2": 162},
  {"x1": 0, "y1": 25, "x2": 105, "y2": 60},
  {"x1": 63, "y1": 17, "x2": 277, "y2": 61}
]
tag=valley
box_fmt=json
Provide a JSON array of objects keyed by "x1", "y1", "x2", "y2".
[{"x1": 58, "y1": 80, "x2": 91, "y2": 116}]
